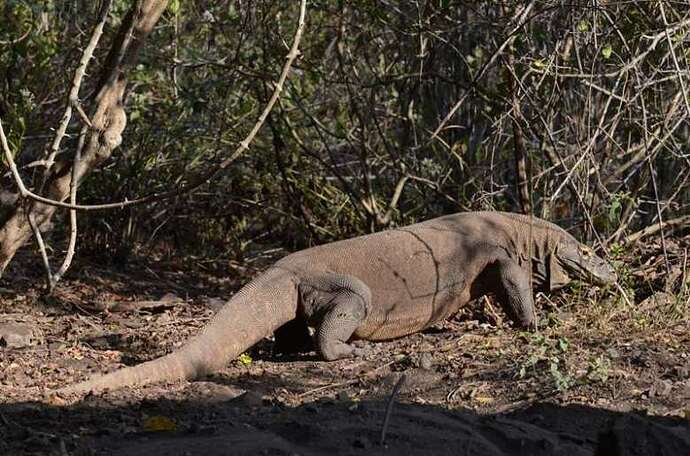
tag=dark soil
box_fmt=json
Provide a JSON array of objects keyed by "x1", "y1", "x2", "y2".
[{"x1": 1, "y1": 251, "x2": 688, "y2": 455}]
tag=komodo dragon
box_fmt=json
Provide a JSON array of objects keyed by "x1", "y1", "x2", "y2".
[{"x1": 57, "y1": 211, "x2": 616, "y2": 396}]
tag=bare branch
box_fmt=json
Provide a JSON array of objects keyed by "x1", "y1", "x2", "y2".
[
  {"x1": 623, "y1": 215, "x2": 690, "y2": 245},
  {"x1": 659, "y1": 2, "x2": 690, "y2": 120},
  {"x1": 50, "y1": 132, "x2": 83, "y2": 290},
  {"x1": 430, "y1": 1, "x2": 535, "y2": 142},
  {"x1": 42, "y1": 0, "x2": 112, "y2": 182},
  {"x1": 27, "y1": 212, "x2": 52, "y2": 287}
]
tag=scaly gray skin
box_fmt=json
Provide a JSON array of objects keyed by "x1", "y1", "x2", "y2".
[{"x1": 57, "y1": 211, "x2": 616, "y2": 396}]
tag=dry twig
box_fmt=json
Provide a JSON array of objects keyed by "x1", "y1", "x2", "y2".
[{"x1": 380, "y1": 373, "x2": 406, "y2": 446}]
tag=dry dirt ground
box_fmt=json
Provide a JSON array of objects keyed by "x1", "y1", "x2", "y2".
[{"x1": 1, "y1": 243, "x2": 689, "y2": 456}]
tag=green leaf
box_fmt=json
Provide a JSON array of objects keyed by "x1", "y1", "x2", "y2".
[
  {"x1": 238, "y1": 353, "x2": 252, "y2": 365},
  {"x1": 557, "y1": 337, "x2": 569, "y2": 353},
  {"x1": 608, "y1": 198, "x2": 622, "y2": 224},
  {"x1": 532, "y1": 58, "x2": 546, "y2": 69},
  {"x1": 602, "y1": 45, "x2": 613, "y2": 59}
]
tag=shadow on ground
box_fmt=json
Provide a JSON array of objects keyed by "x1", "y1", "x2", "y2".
[{"x1": 1, "y1": 392, "x2": 689, "y2": 456}]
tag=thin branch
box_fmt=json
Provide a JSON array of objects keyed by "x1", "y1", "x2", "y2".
[
  {"x1": 27, "y1": 212, "x2": 52, "y2": 287},
  {"x1": 530, "y1": 16, "x2": 690, "y2": 80},
  {"x1": 30, "y1": 0, "x2": 110, "y2": 289},
  {"x1": 72, "y1": 101, "x2": 93, "y2": 128},
  {"x1": 549, "y1": 74, "x2": 623, "y2": 205},
  {"x1": 0, "y1": 25, "x2": 32, "y2": 45},
  {"x1": 380, "y1": 373, "x2": 406, "y2": 446},
  {"x1": 379, "y1": 175, "x2": 409, "y2": 226},
  {"x1": 622, "y1": 215, "x2": 690, "y2": 245},
  {"x1": 50, "y1": 130, "x2": 84, "y2": 290},
  {"x1": 41, "y1": 0, "x2": 112, "y2": 183},
  {"x1": 659, "y1": 2, "x2": 690, "y2": 120},
  {"x1": 429, "y1": 1, "x2": 535, "y2": 142}
]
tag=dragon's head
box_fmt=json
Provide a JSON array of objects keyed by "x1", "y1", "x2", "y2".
[{"x1": 550, "y1": 239, "x2": 617, "y2": 289}]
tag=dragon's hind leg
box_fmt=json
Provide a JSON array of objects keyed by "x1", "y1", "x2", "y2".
[{"x1": 300, "y1": 273, "x2": 371, "y2": 361}]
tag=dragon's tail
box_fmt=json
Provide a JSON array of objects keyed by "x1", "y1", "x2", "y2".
[{"x1": 57, "y1": 268, "x2": 298, "y2": 396}]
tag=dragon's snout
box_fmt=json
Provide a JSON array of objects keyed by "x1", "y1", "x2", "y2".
[{"x1": 589, "y1": 261, "x2": 617, "y2": 286}]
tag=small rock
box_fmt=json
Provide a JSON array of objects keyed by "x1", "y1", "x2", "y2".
[
  {"x1": 677, "y1": 382, "x2": 690, "y2": 400},
  {"x1": 159, "y1": 292, "x2": 181, "y2": 303},
  {"x1": 193, "y1": 382, "x2": 245, "y2": 402},
  {"x1": 648, "y1": 379, "x2": 673, "y2": 398},
  {"x1": 638, "y1": 292, "x2": 673, "y2": 312},
  {"x1": 382, "y1": 368, "x2": 441, "y2": 394},
  {"x1": 119, "y1": 318, "x2": 145, "y2": 329},
  {"x1": 673, "y1": 364, "x2": 690, "y2": 379},
  {"x1": 234, "y1": 390, "x2": 264, "y2": 407},
  {"x1": 85, "y1": 333, "x2": 122, "y2": 350},
  {"x1": 419, "y1": 352, "x2": 433, "y2": 370},
  {"x1": 202, "y1": 297, "x2": 226, "y2": 312},
  {"x1": 0, "y1": 322, "x2": 37, "y2": 348},
  {"x1": 631, "y1": 350, "x2": 651, "y2": 368}
]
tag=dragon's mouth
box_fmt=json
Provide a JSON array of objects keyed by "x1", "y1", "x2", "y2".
[
  {"x1": 560, "y1": 257, "x2": 617, "y2": 286},
  {"x1": 588, "y1": 264, "x2": 617, "y2": 285}
]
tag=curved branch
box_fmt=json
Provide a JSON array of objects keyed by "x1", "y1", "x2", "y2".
[
  {"x1": 42, "y1": 0, "x2": 112, "y2": 184},
  {"x1": 623, "y1": 215, "x2": 690, "y2": 245}
]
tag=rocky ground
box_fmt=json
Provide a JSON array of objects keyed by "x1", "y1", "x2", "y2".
[{"x1": 1, "y1": 242, "x2": 689, "y2": 455}]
